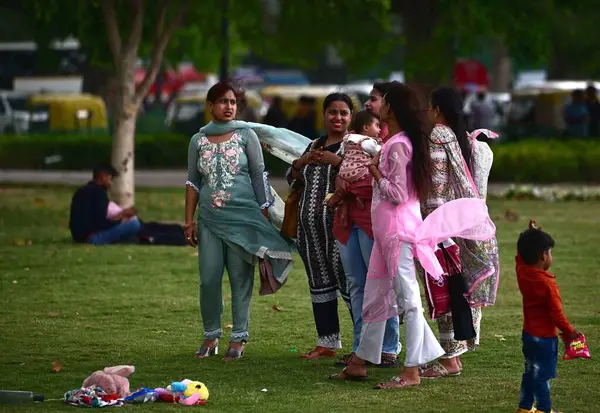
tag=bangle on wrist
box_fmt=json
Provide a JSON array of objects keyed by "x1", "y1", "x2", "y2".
[{"x1": 181, "y1": 221, "x2": 196, "y2": 230}]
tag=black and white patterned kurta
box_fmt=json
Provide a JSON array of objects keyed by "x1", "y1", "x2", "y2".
[{"x1": 287, "y1": 136, "x2": 350, "y2": 348}]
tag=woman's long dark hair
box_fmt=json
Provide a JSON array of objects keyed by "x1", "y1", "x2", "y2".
[
  {"x1": 385, "y1": 82, "x2": 432, "y2": 202},
  {"x1": 430, "y1": 87, "x2": 472, "y2": 171}
]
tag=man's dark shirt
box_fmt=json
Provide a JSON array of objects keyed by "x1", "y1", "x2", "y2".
[
  {"x1": 69, "y1": 181, "x2": 116, "y2": 242},
  {"x1": 587, "y1": 100, "x2": 600, "y2": 136}
]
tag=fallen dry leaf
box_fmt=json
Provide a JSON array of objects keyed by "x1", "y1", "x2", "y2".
[
  {"x1": 504, "y1": 209, "x2": 519, "y2": 222},
  {"x1": 12, "y1": 280, "x2": 17, "y2": 284},
  {"x1": 47, "y1": 312, "x2": 60, "y2": 318},
  {"x1": 224, "y1": 324, "x2": 233, "y2": 329},
  {"x1": 13, "y1": 238, "x2": 26, "y2": 246},
  {"x1": 191, "y1": 251, "x2": 199, "y2": 257},
  {"x1": 52, "y1": 360, "x2": 62, "y2": 373},
  {"x1": 272, "y1": 305, "x2": 282, "y2": 312}
]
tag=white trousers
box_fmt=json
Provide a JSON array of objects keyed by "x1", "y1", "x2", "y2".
[{"x1": 356, "y1": 243, "x2": 445, "y2": 367}]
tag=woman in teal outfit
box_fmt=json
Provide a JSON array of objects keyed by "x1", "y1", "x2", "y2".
[{"x1": 183, "y1": 81, "x2": 294, "y2": 361}]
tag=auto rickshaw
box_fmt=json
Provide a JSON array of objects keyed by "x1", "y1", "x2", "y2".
[
  {"x1": 505, "y1": 81, "x2": 600, "y2": 139},
  {"x1": 259, "y1": 85, "x2": 363, "y2": 135},
  {"x1": 28, "y1": 93, "x2": 108, "y2": 133},
  {"x1": 166, "y1": 88, "x2": 266, "y2": 136}
]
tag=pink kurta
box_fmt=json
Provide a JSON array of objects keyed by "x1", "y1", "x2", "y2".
[{"x1": 362, "y1": 132, "x2": 496, "y2": 323}]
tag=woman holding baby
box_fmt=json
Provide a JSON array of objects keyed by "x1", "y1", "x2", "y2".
[
  {"x1": 287, "y1": 93, "x2": 354, "y2": 359},
  {"x1": 329, "y1": 81, "x2": 401, "y2": 369},
  {"x1": 330, "y1": 82, "x2": 496, "y2": 389}
]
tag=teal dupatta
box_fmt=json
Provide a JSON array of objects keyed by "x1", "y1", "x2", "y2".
[
  {"x1": 188, "y1": 120, "x2": 310, "y2": 286},
  {"x1": 200, "y1": 121, "x2": 312, "y2": 231}
]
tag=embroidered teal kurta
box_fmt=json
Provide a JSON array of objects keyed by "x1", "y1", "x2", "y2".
[{"x1": 187, "y1": 127, "x2": 294, "y2": 283}]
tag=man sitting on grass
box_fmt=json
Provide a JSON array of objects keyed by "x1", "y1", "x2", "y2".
[{"x1": 69, "y1": 164, "x2": 141, "y2": 245}]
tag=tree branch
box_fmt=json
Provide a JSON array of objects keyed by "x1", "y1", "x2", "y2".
[
  {"x1": 123, "y1": 0, "x2": 145, "y2": 56},
  {"x1": 100, "y1": 0, "x2": 122, "y2": 65},
  {"x1": 155, "y1": 0, "x2": 169, "y2": 40},
  {"x1": 135, "y1": 0, "x2": 187, "y2": 102}
]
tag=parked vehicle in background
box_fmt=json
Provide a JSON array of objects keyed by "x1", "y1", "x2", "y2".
[
  {"x1": 0, "y1": 91, "x2": 34, "y2": 134},
  {"x1": 259, "y1": 85, "x2": 362, "y2": 135},
  {"x1": 28, "y1": 93, "x2": 107, "y2": 133},
  {"x1": 165, "y1": 82, "x2": 266, "y2": 135},
  {"x1": 505, "y1": 80, "x2": 600, "y2": 139}
]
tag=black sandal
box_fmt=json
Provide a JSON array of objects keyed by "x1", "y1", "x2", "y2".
[
  {"x1": 194, "y1": 339, "x2": 219, "y2": 358},
  {"x1": 377, "y1": 353, "x2": 400, "y2": 369}
]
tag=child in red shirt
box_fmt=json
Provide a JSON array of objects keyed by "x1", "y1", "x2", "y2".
[{"x1": 515, "y1": 220, "x2": 581, "y2": 413}]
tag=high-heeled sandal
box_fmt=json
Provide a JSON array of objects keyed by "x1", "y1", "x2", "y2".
[
  {"x1": 223, "y1": 341, "x2": 246, "y2": 361},
  {"x1": 194, "y1": 340, "x2": 219, "y2": 358}
]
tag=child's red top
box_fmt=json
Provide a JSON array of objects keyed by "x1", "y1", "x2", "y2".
[{"x1": 516, "y1": 254, "x2": 575, "y2": 338}]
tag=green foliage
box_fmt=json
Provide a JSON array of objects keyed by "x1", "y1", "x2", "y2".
[
  {"x1": 0, "y1": 133, "x2": 289, "y2": 176},
  {"x1": 3, "y1": 134, "x2": 600, "y2": 183},
  {"x1": 489, "y1": 139, "x2": 600, "y2": 183},
  {"x1": 239, "y1": 0, "x2": 394, "y2": 70},
  {"x1": 24, "y1": 0, "x2": 394, "y2": 76}
]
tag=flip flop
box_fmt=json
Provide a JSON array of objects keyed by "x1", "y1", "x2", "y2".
[
  {"x1": 419, "y1": 362, "x2": 461, "y2": 379},
  {"x1": 329, "y1": 368, "x2": 369, "y2": 382}
]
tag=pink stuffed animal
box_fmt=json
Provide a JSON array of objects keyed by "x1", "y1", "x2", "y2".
[{"x1": 82, "y1": 365, "x2": 135, "y2": 398}]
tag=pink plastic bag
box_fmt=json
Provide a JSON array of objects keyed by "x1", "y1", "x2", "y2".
[{"x1": 563, "y1": 334, "x2": 591, "y2": 360}]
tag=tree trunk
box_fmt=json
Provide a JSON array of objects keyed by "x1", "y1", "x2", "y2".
[
  {"x1": 111, "y1": 112, "x2": 136, "y2": 206},
  {"x1": 100, "y1": 0, "x2": 186, "y2": 206},
  {"x1": 110, "y1": 55, "x2": 138, "y2": 207},
  {"x1": 394, "y1": 0, "x2": 454, "y2": 101},
  {"x1": 490, "y1": 40, "x2": 512, "y2": 92}
]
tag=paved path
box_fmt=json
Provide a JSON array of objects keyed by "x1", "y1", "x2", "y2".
[{"x1": 1, "y1": 169, "x2": 599, "y2": 195}]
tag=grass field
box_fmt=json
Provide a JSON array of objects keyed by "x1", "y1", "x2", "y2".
[{"x1": 1, "y1": 186, "x2": 599, "y2": 412}]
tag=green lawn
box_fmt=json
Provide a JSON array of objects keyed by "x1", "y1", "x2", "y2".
[{"x1": 1, "y1": 186, "x2": 599, "y2": 413}]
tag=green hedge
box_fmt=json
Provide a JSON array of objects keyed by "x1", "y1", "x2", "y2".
[
  {"x1": 0, "y1": 133, "x2": 290, "y2": 177},
  {"x1": 1, "y1": 134, "x2": 599, "y2": 182},
  {"x1": 489, "y1": 139, "x2": 600, "y2": 183}
]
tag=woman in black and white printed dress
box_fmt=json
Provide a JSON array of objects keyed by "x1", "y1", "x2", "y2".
[{"x1": 287, "y1": 93, "x2": 355, "y2": 359}]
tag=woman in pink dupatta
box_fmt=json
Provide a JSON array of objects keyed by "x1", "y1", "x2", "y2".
[
  {"x1": 418, "y1": 87, "x2": 500, "y2": 380},
  {"x1": 330, "y1": 82, "x2": 496, "y2": 389}
]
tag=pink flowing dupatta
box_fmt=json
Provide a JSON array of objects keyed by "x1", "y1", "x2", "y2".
[
  {"x1": 469, "y1": 129, "x2": 499, "y2": 141},
  {"x1": 362, "y1": 133, "x2": 496, "y2": 324}
]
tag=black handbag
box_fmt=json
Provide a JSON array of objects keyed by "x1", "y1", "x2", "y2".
[{"x1": 440, "y1": 244, "x2": 476, "y2": 341}]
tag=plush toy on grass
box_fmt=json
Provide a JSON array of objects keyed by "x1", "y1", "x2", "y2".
[
  {"x1": 155, "y1": 379, "x2": 209, "y2": 406},
  {"x1": 82, "y1": 365, "x2": 135, "y2": 398}
]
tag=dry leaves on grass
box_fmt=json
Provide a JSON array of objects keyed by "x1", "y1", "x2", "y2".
[
  {"x1": 13, "y1": 239, "x2": 32, "y2": 247},
  {"x1": 271, "y1": 305, "x2": 282, "y2": 312},
  {"x1": 504, "y1": 209, "x2": 519, "y2": 222},
  {"x1": 52, "y1": 360, "x2": 62, "y2": 373},
  {"x1": 224, "y1": 324, "x2": 233, "y2": 329}
]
